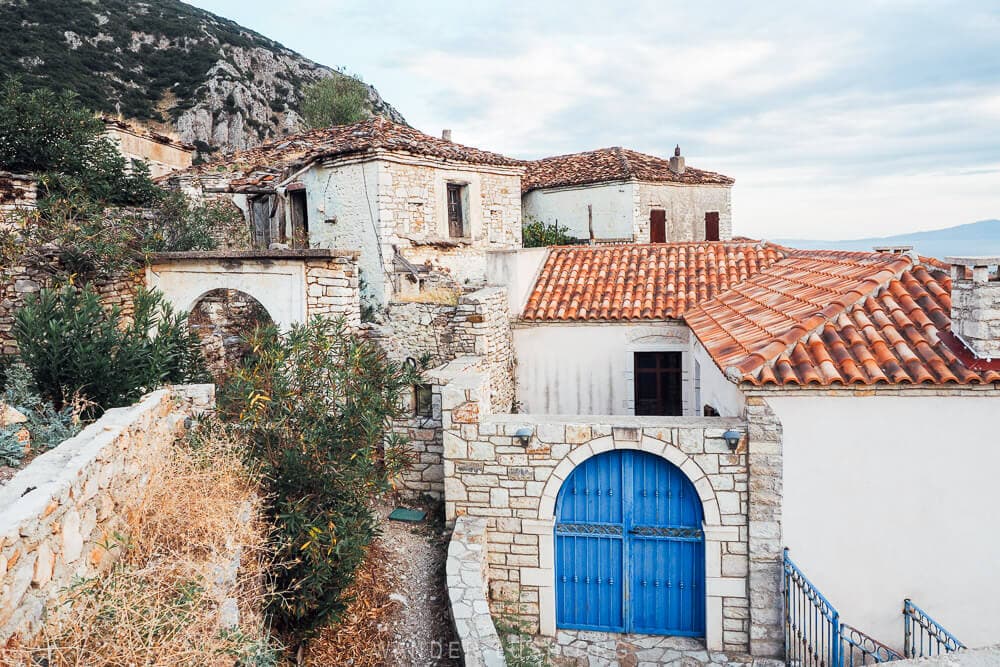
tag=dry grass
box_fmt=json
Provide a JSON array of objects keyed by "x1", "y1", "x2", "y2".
[
  {"x1": 393, "y1": 287, "x2": 462, "y2": 306},
  {"x1": 301, "y1": 541, "x2": 402, "y2": 667},
  {"x1": 7, "y1": 421, "x2": 282, "y2": 667}
]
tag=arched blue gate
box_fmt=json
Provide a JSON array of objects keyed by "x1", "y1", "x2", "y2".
[{"x1": 555, "y1": 449, "x2": 705, "y2": 636}]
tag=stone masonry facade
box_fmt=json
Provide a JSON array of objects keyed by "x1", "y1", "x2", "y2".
[
  {"x1": 387, "y1": 287, "x2": 514, "y2": 499},
  {"x1": 304, "y1": 255, "x2": 362, "y2": 329},
  {"x1": 949, "y1": 260, "x2": 1000, "y2": 360},
  {"x1": 0, "y1": 385, "x2": 214, "y2": 645},
  {"x1": 437, "y1": 363, "x2": 755, "y2": 654}
]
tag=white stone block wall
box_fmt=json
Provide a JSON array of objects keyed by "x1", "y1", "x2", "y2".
[
  {"x1": 635, "y1": 182, "x2": 733, "y2": 243},
  {"x1": 446, "y1": 515, "x2": 506, "y2": 667},
  {"x1": 438, "y1": 365, "x2": 753, "y2": 654},
  {"x1": 950, "y1": 273, "x2": 1000, "y2": 360},
  {"x1": 304, "y1": 254, "x2": 362, "y2": 330},
  {"x1": 0, "y1": 384, "x2": 215, "y2": 646}
]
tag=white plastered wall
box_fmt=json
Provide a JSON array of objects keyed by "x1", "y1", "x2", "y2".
[
  {"x1": 772, "y1": 394, "x2": 1000, "y2": 649},
  {"x1": 514, "y1": 322, "x2": 700, "y2": 415},
  {"x1": 522, "y1": 181, "x2": 636, "y2": 240}
]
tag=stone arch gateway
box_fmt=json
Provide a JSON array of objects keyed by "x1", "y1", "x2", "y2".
[{"x1": 145, "y1": 249, "x2": 361, "y2": 332}]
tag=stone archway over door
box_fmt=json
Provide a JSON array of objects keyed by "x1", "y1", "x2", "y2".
[{"x1": 145, "y1": 249, "x2": 360, "y2": 332}]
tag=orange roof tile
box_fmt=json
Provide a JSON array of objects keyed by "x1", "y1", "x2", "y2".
[
  {"x1": 685, "y1": 251, "x2": 1000, "y2": 386},
  {"x1": 522, "y1": 147, "x2": 735, "y2": 193},
  {"x1": 521, "y1": 242, "x2": 784, "y2": 321}
]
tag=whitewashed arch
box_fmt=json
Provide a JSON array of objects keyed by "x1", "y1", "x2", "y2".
[
  {"x1": 146, "y1": 256, "x2": 307, "y2": 331},
  {"x1": 529, "y1": 433, "x2": 731, "y2": 650}
]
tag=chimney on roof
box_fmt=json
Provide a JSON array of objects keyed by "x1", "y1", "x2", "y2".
[
  {"x1": 669, "y1": 145, "x2": 685, "y2": 174},
  {"x1": 947, "y1": 256, "x2": 1000, "y2": 361},
  {"x1": 873, "y1": 244, "x2": 918, "y2": 261},
  {"x1": 442, "y1": 129, "x2": 452, "y2": 142}
]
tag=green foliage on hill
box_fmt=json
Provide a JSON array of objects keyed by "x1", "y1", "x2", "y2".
[
  {"x1": 301, "y1": 75, "x2": 370, "y2": 129},
  {"x1": 0, "y1": 0, "x2": 276, "y2": 122}
]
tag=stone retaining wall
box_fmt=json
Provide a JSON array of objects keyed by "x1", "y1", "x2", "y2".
[
  {"x1": 0, "y1": 384, "x2": 214, "y2": 645},
  {"x1": 446, "y1": 515, "x2": 505, "y2": 667}
]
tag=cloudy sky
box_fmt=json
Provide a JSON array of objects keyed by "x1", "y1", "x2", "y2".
[{"x1": 187, "y1": 0, "x2": 1000, "y2": 240}]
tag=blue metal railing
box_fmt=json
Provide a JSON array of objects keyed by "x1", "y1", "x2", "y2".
[
  {"x1": 784, "y1": 550, "x2": 963, "y2": 666},
  {"x1": 903, "y1": 599, "x2": 966, "y2": 659}
]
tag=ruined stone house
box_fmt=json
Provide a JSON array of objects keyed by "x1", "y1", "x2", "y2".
[{"x1": 159, "y1": 117, "x2": 525, "y2": 308}]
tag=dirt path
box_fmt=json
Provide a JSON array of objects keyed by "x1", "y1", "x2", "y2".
[{"x1": 379, "y1": 500, "x2": 460, "y2": 667}]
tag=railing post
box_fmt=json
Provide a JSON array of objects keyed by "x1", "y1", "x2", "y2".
[
  {"x1": 832, "y1": 607, "x2": 842, "y2": 667},
  {"x1": 904, "y1": 598, "x2": 912, "y2": 658}
]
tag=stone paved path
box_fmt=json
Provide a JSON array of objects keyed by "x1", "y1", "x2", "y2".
[{"x1": 538, "y1": 630, "x2": 783, "y2": 666}]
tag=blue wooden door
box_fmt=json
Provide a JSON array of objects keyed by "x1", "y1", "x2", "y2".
[{"x1": 555, "y1": 450, "x2": 705, "y2": 636}]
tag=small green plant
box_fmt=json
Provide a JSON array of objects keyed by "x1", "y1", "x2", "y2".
[
  {"x1": 522, "y1": 217, "x2": 575, "y2": 248},
  {"x1": 3, "y1": 362, "x2": 82, "y2": 451},
  {"x1": 13, "y1": 285, "x2": 208, "y2": 415},
  {"x1": 494, "y1": 610, "x2": 551, "y2": 667},
  {"x1": 218, "y1": 316, "x2": 418, "y2": 638}
]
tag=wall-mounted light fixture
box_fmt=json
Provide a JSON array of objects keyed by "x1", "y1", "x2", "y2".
[
  {"x1": 514, "y1": 427, "x2": 533, "y2": 447},
  {"x1": 722, "y1": 429, "x2": 742, "y2": 451}
]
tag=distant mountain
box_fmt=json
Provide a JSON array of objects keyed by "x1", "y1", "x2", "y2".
[
  {"x1": 775, "y1": 219, "x2": 1000, "y2": 260},
  {"x1": 0, "y1": 0, "x2": 405, "y2": 156}
]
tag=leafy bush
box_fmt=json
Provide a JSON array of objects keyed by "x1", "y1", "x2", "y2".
[
  {"x1": 300, "y1": 75, "x2": 370, "y2": 129},
  {"x1": 218, "y1": 317, "x2": 417, "y2": 637},
  {"x1": 0, "y1": 363, "x2": 82, "y2": 466},
  {"x1": 522, "y1": 217, "x2": 576, "y2": 247},
  {"x1": 13, "y1": 286, "x2": 208, "y2": 415},
  {"x1": 0, "y1": 78, "x2": 159, "y2": 206}
]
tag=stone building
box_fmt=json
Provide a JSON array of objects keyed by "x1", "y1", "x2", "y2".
[
  {"x1": 522, "y1": 146, "x2": 734, "y2": 243},
  {"x1": 102, "y1": 116, "x2": 194, "y2": 178},
  {"x1": 159, "y1": 117, "x2": 524, "y2": 308}
]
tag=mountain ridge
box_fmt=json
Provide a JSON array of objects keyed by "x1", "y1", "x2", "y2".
[
  {"x1": 774, "y1": 219, "x2": 1000, "y2": 260},
  {"x1": 0, "y1": 0, "x2": 405, "y2": 157}
]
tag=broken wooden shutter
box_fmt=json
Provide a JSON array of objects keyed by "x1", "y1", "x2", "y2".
[
  {"x1": 447, "y1": 184, "x2": 465, "y2": 237},
  {"x1": 251, "y1": 196, "x2": 272, "y2": 249}
]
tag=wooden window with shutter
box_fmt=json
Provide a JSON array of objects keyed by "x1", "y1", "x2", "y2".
[
  {"x1": 705, "y1": 211, "x2": 720, "y2": 241},
  {"x1": 649, "y1": 209, "x2": 666, "y2": 243}
]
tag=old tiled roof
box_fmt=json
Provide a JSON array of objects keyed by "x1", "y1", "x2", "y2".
[
  {"x1": 685, "y1": 250, "x2": 1000, "y2": 386},
  {"x1": 162, "y1": 117, "x2": 521, "y2": 188},
  {"x1": 521, "y1": 242, "x2": 784, "y2": 321},
  {"x1": 522, "y1": 147, "x2": 735, "y2": 193}
]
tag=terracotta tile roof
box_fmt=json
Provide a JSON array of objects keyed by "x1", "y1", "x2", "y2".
[
  {"x1": 161, "y1": 117, "x2": 521, "y2": 189},
  {"x1": 685, "y1": 250, "x2": 1000, "y2": 386},
  {"x1": 521, "y1": 242, "x2": 784, "y2": 321},
  {"x1": 522, "y1": 147, "x2": 735, "y2": 193}
]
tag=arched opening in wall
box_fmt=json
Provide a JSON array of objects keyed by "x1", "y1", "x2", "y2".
[
  {"x1": 188, "y1": 289, "x2": 273, "y2": 381},
  {"x1": 554, "y1": 449, "x2": 705, "y2": 637}
]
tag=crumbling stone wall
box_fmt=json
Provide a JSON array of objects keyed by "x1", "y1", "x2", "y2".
[
  {"x1": 188, "y1": 289, "x2": 272, "y2": 380},
  {"x1": 0, "y1": 384, "x2": 214, "y2": 646},
  {"x1": 381, "y1": 287, "x2": 514, "y2": 499},
  {"x1": 0, "y1": 173, "x2": 37, "y2": 218},
  {"x1": 0, "y1": 263, "x2": 142, "y2": 356},
  {"x1": 304, "y1": 256, "x2": 361, "y2": 329}
]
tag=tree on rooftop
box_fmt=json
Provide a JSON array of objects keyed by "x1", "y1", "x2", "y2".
[{"x1": 300, "y1": 74, "x2": 370, "y2": 129}]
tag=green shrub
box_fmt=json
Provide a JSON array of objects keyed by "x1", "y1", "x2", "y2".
[
  {"x1": 522, "y1": 217, "x2": 576, "y2": 247},
  {"x1": 13, "y1": 286, "x2": 208, "y2": 415},
  {"x1": 218, "y1": 317, "x2": 417, "y2": 637},
  {"x1": 300, "y1": 75, "x2": 369, "y2": 129}
]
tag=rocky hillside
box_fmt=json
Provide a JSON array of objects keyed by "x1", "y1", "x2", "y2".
[{"x1": 0, "y1": 0, "x2": 405, "y2": 155}]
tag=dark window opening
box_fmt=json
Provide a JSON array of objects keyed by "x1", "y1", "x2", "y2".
[
  {"x1": 703, "y1": 404, "x2": 720, "y2": 417},
  {"x1": 634, "y1": 351, "x2": 683, "y2": 416},
  {"x1": 250, "y1": 195, "x2": 273, "y2": 249},
  {"x1": 447, "y1": 183, "x2": 467, "y2": 238},
  {"x1": 289, "y1": 189, "x2": 309, "y2": 248},
  {"x1": 705, "y1": 211, "x2": 720, "y2": 241},
  {"x1": 650, "y1": 209, "x2": 666, "y2": 243},
  {"x1": 414, "y1": 384, "x2": 433, "y2": 418}
]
